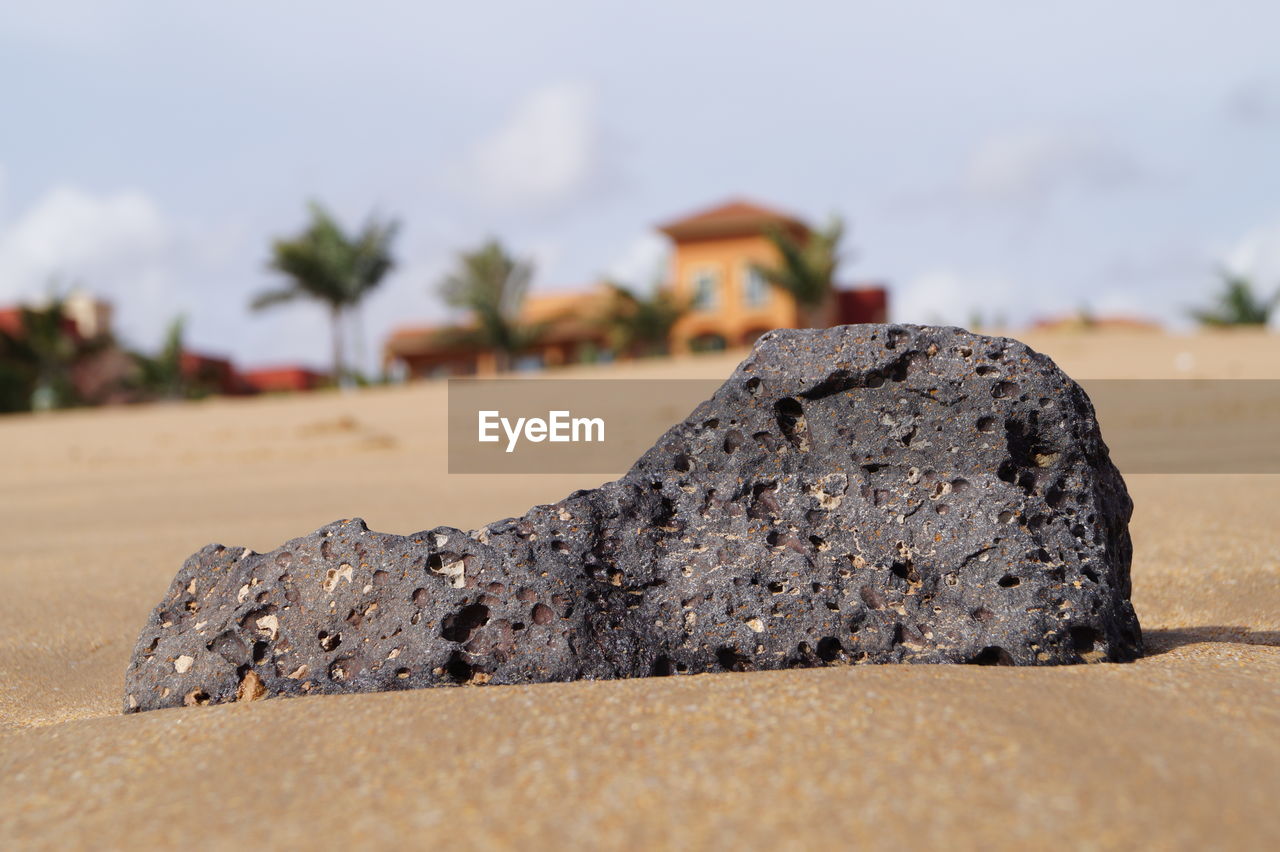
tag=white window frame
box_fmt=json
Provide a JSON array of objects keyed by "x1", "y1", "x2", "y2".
[
  {"x1": 742, "y1": 263, "x2": 769, "y2": 308},
  {"x1": 691, "y1": 266, "x2": 720, "y2": 311}
]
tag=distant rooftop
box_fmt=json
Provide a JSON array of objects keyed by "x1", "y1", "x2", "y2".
[
  {"x1": 1029, "y1": 314, "x2": 1163, "y2": 332},
  {"x1": 656, "y1": 198, "x2": 809, "y2": 242}
]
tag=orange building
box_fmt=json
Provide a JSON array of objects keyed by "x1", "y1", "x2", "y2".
[
  {"x1": 384, "y1": 198, "x2": 888, "y2": 378},
  {"x1": 384, "y1": 285, "x2": 615, "y2": 378}
]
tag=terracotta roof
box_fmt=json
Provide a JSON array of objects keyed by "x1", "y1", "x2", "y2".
[
  {"x1": 384, "y1": 324, "x2": 465, "y2": 356},
  {"x1": 0, "y1": 307, "x2": 21, "y2": 336},
  {"x1": 657, "y1": 198, "x2": 809, "y2": 241},
  {"x1": 241, "y1": 366, "x2": 328, "y2": 392}
]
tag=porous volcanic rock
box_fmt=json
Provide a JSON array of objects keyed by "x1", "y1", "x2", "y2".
[{"x1": 125, "y1": 325, "x2": 1141, "y2": 712}]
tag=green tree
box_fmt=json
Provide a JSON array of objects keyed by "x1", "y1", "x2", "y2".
[
  {"x1": 751, "y1": 214, "x2": 846, "y2": 328},
  {"x1": 600, "y1": 281, "x2": 688, "y2": 358},
  {"x1": 437, "y1": 239, "x2": 541, "y2": 372},
  {"x1": 0, "y1": 298, "x2": 89, "y2": 412},
  {"x1": 252, "y1": 202, "x2": 399, "y2": 384},
  {"x1": 1190, "y1": 270, "x2": 1278, "y2": 327},
  {"x1": 131, "y1": 316, "x2": 189, "y2": 400},
  {"x1": 0, "y1": 313, "x2": 42, "y2": 413}
]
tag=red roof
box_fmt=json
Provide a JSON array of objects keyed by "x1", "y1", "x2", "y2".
[
  {"x1": 0, "y1": 306, "x2": 82, "y2": 341},
  {"x1": 656, "y1": 198, "x2": 809, "y2": 242},
  {"x1": 0, "y1": 307, "x2": 21, "y2": 336},
  {"x1": 241, "y1": 366, "x2": 328, "y2": 393}
]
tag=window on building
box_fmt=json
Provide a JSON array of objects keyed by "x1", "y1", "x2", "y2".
[
  {"x1": 690, "y1": 333, "x2": 727, "y2": 352},
  {"x1": 692, "y1": 268, "x2": 719, "y2": 310},
  {"x1": 743, "y1": 264, "x2": 769, "y2": 308},
  {"x1": 513, "y1": 353, "x2": 545, "y2": 372}
]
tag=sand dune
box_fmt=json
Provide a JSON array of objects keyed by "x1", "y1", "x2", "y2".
[{"x1": 2, "y1": 332, "x2": 1278, "y2": 849}]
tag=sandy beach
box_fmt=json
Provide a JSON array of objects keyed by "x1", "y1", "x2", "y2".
[{"x1": 2, "y1": 330, "x2": 1278, "y2": 850}]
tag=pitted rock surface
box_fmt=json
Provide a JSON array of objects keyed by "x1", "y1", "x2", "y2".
[{"x1": 125, "y1": 325, "x2": 1141, "y2": 712}]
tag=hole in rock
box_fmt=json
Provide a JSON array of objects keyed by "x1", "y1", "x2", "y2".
[
  {"x1": 1070, "y1": 625, "x2": 1100, "y2": 653},
  {"x1": 328, "y1": 657, "x2": 357, "y2": 681},
  {"x1": 774, "y1": 397, "x2": 809, "y2": 450},
  {"x1": 992, "y1": 381, "x2": 1018, "y2": 399},
  {"x1": 816, "y1": 637, "x2": 844, "y2": 662},
  {"x1": 723, "y1": 430, "x2": 744, "y2": 454},
  {"x1": 715, "y1": 647, "x2": 753, "y2": 672},
  {"x1": 444, "y1": 651, "x2": 474, "y2": 684},
  {"x1": 441, "y1": 603, "x2": 490, "y2": 643},
  {"x1": 968, "y1": 646, "x2": 1014, "y2": 666}
]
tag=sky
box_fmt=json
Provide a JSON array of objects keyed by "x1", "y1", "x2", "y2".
[{"x1": 2, "y1": 1, "x2": 1279, "y2": 371}]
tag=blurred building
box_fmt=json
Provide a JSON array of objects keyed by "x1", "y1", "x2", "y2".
[
  {"x1": 63, "y1": 290, "x2": 114, "y2": 339},
  {"x1": 0, "y1": 290, "x2": 112, "y2": 343},
  {"x1": 180, "y1": 351, "x2": 250, "y2": 395},
  {"x1": 385, "y1": 198, "x2": 889, "y2": 378},
  {"x1": 241, "y1": 365, "x2": 330, "y2": 394},
  {"x1": 1029, "y1": 313, "x2": 1163, "y2": 333},
  {"x1": 385, "y1": 285, "x2": 613, "y2": 377},
  {"x1": 0, "y1": 307, "x2": 79, "y2": 343},
  {"x1": 659, "y1": 199, "x2": 886, "y2": 352},
  {"x1": 179, "y1": 354, "x2": 331, "y2": 396}
]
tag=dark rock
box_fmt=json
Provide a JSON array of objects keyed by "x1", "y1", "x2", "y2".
[{"x1": 124, "y1": 325, "x2": 1141, "y2": 712}]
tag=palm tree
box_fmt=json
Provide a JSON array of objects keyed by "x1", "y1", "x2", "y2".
[
  {"x1": 600, "y1": 281, "x2": 688, "y2": 358},
  {"x1": 1190, "y1": 270, "x2": 1277, "y2": 327},
  {"x1": 437, "y1": 239, "x2": 541, "y2": 372},
  {"x1": 252, "y1": 202, "x2": 399, "y2": 384},
  {"x1": 131, "y1": 316, "x2": 188, "y2": 400},
  {"x1": 751, "y1": 214, "x2": 846, "y2": 328}
]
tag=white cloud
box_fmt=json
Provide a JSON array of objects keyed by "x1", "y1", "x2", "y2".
[
  {"x1": 1221, "y1": 221, "x2": 1280, "y2": 331},
  {"x1": 892, "y1": 269, "x2": 1021, "y2": 328},
  {"x1": 0, "y1": 182, "x2": 196, "y2": 348},
  {"x1": 963, "y1": 130, "x2": 1144, "y2": 208},
  {"x1": 603, "y1": 232, "x2": 669, "y2": 288},
  {"x1": 1223, "y1": 221, "x2": 1280, "y2": 285},
  {"x1": 456, "y1": 82, "x2": 606, "y2": 212},
  {"x1": 0, "y1": 186, "x2": 170, "y2": 293}
]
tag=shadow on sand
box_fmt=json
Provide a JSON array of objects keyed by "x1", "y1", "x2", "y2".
[{"x1": 1142, "y1": 626, "x2": 1280, "y2": 657}]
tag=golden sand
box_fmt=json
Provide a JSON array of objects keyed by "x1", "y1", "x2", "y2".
[{"x1": 1, "y1": 331, "x2": 1277, "y2": 849}]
